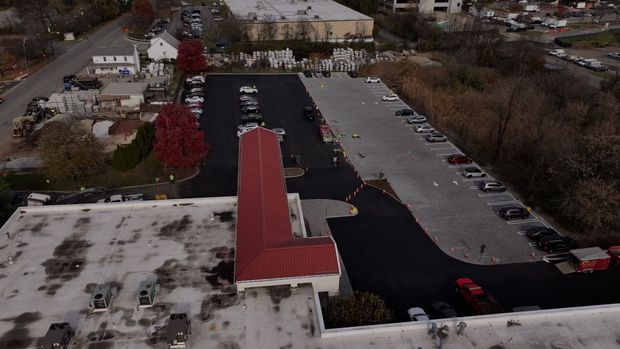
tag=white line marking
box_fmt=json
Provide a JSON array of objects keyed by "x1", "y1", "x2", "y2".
[
  {"x1": 448, "y1": 164, "x2": 469, "y2": 168},
  {"x1": 433, "y1": 181, "x2": 439, "y2": 187},
  {"x1": 478, "y1": 192, "x2": 509, "y2": 198},
  {"x1": 528, "y1": 242, "x2": 538, "y2": 246},
  {"x1": 507, "y1": 219, "x2": 541, "y2": 225},
  {"x1": 430, "y1": 147, "x2": 455, "y2": 151},
  {"x1": 461, "y1": 178, "x2": 480, "y2": 182},
  {"x1": 453, "y1": 180, "x2": 459, "y2": 185},
  {"x1": 436, "y1": 153, "x2": 458, "y2": 156},
  {"x1": 517, "y1": 231, "x2": 528, "y2": 236},
  {"x1": 470, "y1": 186, "x2": 479, "y2": 189},
  {"x1": 487, "y1": 201, "x2": 519, "y2": 206}
]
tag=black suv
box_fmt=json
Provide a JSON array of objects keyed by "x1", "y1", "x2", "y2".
[
  {"x1": 498, "y1": 206, "x2": 530, "y2": 220},
  {"x1": 525, "y1": 226, "x2": 559, "y2": 240},
  {"x1": 536, "y1": 235, "x2": 576, "y2": 253},
  {"x1": 303, "y1": 70, "x2": 313, "y2": 78},
  {"x1": 303, "y1": 106, "x2": 314, "y2": 120},
  {"x1": 395, "y1": 109, "x2": 414, "y2": 116}
]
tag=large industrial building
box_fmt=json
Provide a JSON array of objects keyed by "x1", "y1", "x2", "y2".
[{"x1": 224, "y1": 0, "x2": 374, "y2": 41}]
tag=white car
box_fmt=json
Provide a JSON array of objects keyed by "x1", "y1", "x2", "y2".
[
  {"x1": 407, "y1": 115, "x2": 427, "y2": 124},
  {"x1": 186, "y1": 75, "x2": 205, "y2": 83},
  {"x1": 239, "y1": 86, "x2": 258, "y2": 94},
  {"x1": 214, "y1": 16, "x2": 224, "y2": 21},
  {"x1": 381, "y1": 94, "x2": 399, "y2": 102},
  {"x1": 239, "y1": 95, "x2": 258, "y2": 102},
  {"x1": 237, "y1": 124, "x2": 259, "y2": 137},
  {"x1": 462, "y1": 167, "x2": 486, "y2": 178},
  {"x1": 185, "y1": 96, "x2": 204, "y2": 104},
  {"x1": 365, "y1": 76, "x2": 381, "y2": 83},
  {"x1": 189, "y1": 88, "x2": 203, "y2": 93},
  {"x1": 189, "y1": 108, "x2": 203, "y2": 115},
  {"x1": 407, "y1": 307, "x2": 430, "y2": 322},
  {"x1": 415, "y1": 124, "x2": 434, "y2": 133}
]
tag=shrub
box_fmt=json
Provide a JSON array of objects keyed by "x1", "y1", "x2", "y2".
[{"x1": 112, "y1": 124, "x2": 155, "y2": 171}]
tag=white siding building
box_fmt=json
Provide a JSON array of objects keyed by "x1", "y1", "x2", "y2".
[
  {"x1": 87, "y1": 45, "x2": 141, "y2": 76},
  {"x1": 147, "y1": 31, "x2": 180, "y2": 61},
  {"x1": 99, "y1": 82, "x2": 148, "y2": 110}
]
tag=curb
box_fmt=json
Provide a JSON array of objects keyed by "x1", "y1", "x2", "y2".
[{"x1": 110, "y1": 167, "x2": 201, "y2": 190}]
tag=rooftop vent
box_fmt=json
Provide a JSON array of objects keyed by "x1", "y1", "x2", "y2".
[
  {"x1": 296, "y1": 9, "x2": 307, "y2": 14},
  {"x1": 248, "y1": 11, "x2": 258, "y2": 20},
  {"x1": 314, "y1": 14, "x2": 320, "y2": 18},
  {"x1": 41, "y1": 323, "x2": 74, "y2": 349},
  {"x1": 280, "y1": 15, "x2": 286, "y2": 19},
  {"x1": 307, "y1": 5, "x2": 313, "y2": 11},
  {"x1": 137, "y1": 275, "x2": 159, "y2": 308},
  {"x1": 167, "y1": 313, "x2": 191, "y2": 349},
  {"x1": 90, "y1": 283, "x2": 113, "y2": 312}
]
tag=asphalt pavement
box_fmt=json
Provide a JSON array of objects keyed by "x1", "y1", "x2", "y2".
[{"x1": 331, "y1": 185, "x2": 620, "y2": 322}]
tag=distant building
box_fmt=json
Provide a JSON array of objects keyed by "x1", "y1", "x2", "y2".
[
  {"x1": 147, "y1": 31, "x2": 180, "y2": 61},
  {"x1": 87, "y1": 45, "x2": 140, "y2": 76},
  {"x1": 380, "y1": 0, "x2": 462, "y2": 14},
  {"x1": 224, "y1": 0, "x2": 374, "y2": 42}
]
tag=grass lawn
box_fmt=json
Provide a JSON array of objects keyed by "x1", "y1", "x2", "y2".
[
  {"x1": 7, "y1": 154, "x2": 195, "y2": 191},
  {"x1": 561, "y1": 30, "x2": 620, "y2": 47}
]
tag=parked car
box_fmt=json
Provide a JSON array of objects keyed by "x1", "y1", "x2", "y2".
[
  {"x1": 479, "y1": 181, "x2": 507, "y2": 192},
  {"x1": 189, "y1": 108, "x2": 203, "y2": 115},
  {"x1": 415, "y1": 124, "x2": 434, "y2": 133},
  {"x1": 213, "y1": 16, "x2": 224, "y2": 21},
  {"x1": 313, "y1": 71, "x2": 323, "y2": 78},
  {"x1": 498, "y1": 206, "x2": 530, "y2": 220},
  {"x1": 525, "y1": 226, "x2": 559, "y2": 240},
  {"x1": 365, "y1": 76, "x2": 381, "y2": 83},
  {"x1": 239, "y1": 86, "x2": 258, "y2": 94},
  {"x1": 381, "y1": 94, "x2": 399, "y2": 101},
  {"x1": 432, "y1": 301, "x2": 457, "y2": 318},
  {"x1": 536, "y1": 235, "x2": 576, "y2": 253},
  {"x1": 271, "y1": 128, "x2": 285, "y2": 142},
  {"x1": 189, "y1": 88, "x2": 204, "y2": 93},
  {"x1": 447, "y1": 154, "x2": 473, "y2": 165},
  {"x1": 185, "y1": 96, "x2": 204, "y2": 103},
  {"x1": 347, "y1": 71, "x2": 358, "y2": 78},
  {"x1": 455, "y1": 277, "x2": 504, "y2": 315},
  {"x1": 395, "y1": 109, "x2": 414, "y2": 116},
  {"x1": 303, "y1": 70, "x2": 313, "y2": 78},
  {"x1": 407, "y1": 307, "x2": 430, "y2": 321},
  {"x1": 426, "y1": 133, "x2": 447, "y2": 142},
  {"x1": 239, "y1": 95, "x2": 258, "y2": 102},
  {"x1": 237, "y1": 124, "x2": 259, "y2": 137},
  {"x1": 241, "y1": 105, "x2": 261, "y2": 114},
  {"x1": 187, "y1": 91, "x2": 204, "y2": 98},
  {"x1": 186, "y1": 75, "x2": 205, "y2": 83},
  {"x1": 303, "y1": 106, "x2": 315, "y2": 120},
  {"x1": 240, "y1": 100, "x2": 260, "y2": 107},
  {"x1": 210, "y1": 8, "x2": 220, "y2": 14},
  {"x1": 462, "y1": 167, "x2": 486, "y2": 178},
  {"x1": 608, "y1": 52, "x2": 620, "y2": 60},
  {"x1": 407, "y1": 115, "x2": 427, "y2": 124}
]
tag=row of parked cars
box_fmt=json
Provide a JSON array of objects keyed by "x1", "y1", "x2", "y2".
[
  {"x1": 181, "y1": 8, "x2": 203, "y2": 39},
  {"x1": 183, "y1": 75, "x2": 206, "y2": 126},
  {"x1": 235, "y1": 86, "x2": 287, "y2": 141},
  {"x1": 386, "y1": 90, "x2": 577, "y2": 254},
  {"x1": 548, "y1": 49, "x2": 608, "y2": 72}
]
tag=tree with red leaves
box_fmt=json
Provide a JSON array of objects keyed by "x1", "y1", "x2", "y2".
[
  {"x1": 132, "y1": 0, "x2": 155, "y2": 24},
  {"x1": 154, "y1": 104, "x2": 210, "y2": 169},
  {"x1": 177, "y1": 39, "x2": 207, "y2": 73}
]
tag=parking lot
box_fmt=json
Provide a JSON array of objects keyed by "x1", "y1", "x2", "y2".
[{"x1": 302, "y1": 72, "x2": 554, "y2": 264}]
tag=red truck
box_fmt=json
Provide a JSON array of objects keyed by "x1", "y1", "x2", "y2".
[
  {"x1": 319, "y1": 124, "x2": 334, "y2": 143},
  {"x1": 608, "y1": 246, "x2": 620, "y2": 266},
  {"x1": 455, "y1": 277, "x2": 504, "y2": 315},
  {"x1": 567, "y1": 247, "x2": 611, "y2": 273}
]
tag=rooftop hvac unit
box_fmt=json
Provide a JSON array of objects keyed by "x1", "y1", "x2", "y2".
[
  {"x1": 41, "y1": 322, "x2": 74, "y2": 349},
  {"x1": 90, "y1": 283, "x2": 113, "y2": 312},
  {"x1": 296, "y1": 9, "x2": 307, "y2": 14},
  {"x1": 281, "y1": 15, "x2": 286, "y2": 19},
  {"x1": 167, "y1": 313, "x2": 191, "y2": 349},
  {"x1": 137, "y1": 275, "x2": 159, "y2": 307},
  {"x1": 314, "y1": 14, "x2": 320, "y2": 18}
]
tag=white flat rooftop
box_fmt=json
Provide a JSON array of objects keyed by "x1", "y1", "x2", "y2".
[
  {"x1": 1, "y1": 197, "x2": 620, "y2": 348},
  {"x1": 224, "y1": 0, "x2": 372, "y2": 22}
]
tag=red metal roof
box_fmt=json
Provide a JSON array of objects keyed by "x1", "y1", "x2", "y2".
[{"x1": 235, "y1": 128, "x2": 340, "y2": 282}]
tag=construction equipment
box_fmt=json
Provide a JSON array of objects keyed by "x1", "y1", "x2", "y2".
[{"x1": 12, "y1": 115, "x2": 36, "y2": 137}]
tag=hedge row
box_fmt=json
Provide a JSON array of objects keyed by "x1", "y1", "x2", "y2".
[{"x1": 112, "y1": 123, "x2": 155, "y2": 171}]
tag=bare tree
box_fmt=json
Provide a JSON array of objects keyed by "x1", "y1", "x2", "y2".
[
  {"x1": 296, "y1": 18, "x2": 312, "y2": 40},
  {"x1": 260, "y1": 14, "x2": 278, "y2": 41},
  {"x1": 323, "y1": 22, "x2": 333, "y2": 42},
  {"x1": 282, "y1": 23, "x2": 293, "y2": 41},
  {"x1": 490, "y1": 78, "x2": 523, "y2": 160}
]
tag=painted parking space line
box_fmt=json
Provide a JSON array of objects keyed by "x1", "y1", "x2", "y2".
[
  {"x1": 517, "y1": 231, "x2": 528, "y2": 235},
  {"x1": 429, "y1": 148, "x2": 455, "y2": 151},
  {"x1": 436, "y1": 153, "x2": 460, "y2": 156},
  {"x1": 449, "y1": 164, "x2": 471, "y2": 168},
  {"x1": 478, "y1": 192, "x2": 510, "y2": 197},
  {"x1": 528, "y1": 242, "x2": 538, "y2": 246},
  {"x1": 507, "y1": 218, "x2": 541, "y2": 225},
  {"x1": 487, "y1": 200, "x2": 520, "y2": 206},
  {"x1": 461, "y1": 178, "x2": 482, "y2": 182},
  {"x1": 470, "y1": 186, "x2": 479, "y2": 189},
  {"x1": 486, "y1": 194, "x2": 516, "y2": 202}
]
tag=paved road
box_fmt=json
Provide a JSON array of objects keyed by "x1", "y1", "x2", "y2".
[{"x1": 0, "y1": 14, "x2": 133, "y2": 157}]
